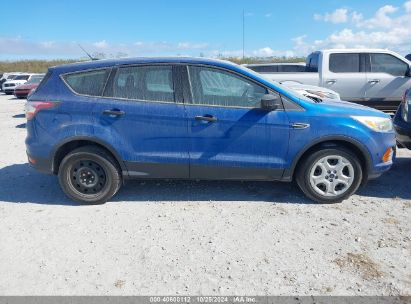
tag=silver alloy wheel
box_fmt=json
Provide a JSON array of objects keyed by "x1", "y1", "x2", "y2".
[{"x1": 309, "y1": 155, "x2": 355, "y2": 197}]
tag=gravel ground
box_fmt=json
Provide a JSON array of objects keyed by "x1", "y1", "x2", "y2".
[{"x1": 0, "y1": 94, "x2": 410, "y2": 296}]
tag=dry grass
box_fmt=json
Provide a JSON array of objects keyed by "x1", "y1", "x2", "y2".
[
  {"x1": 334, "y1": 253, "x2": 384, "y2": 280},
  {"x1": 0, "y1": 56, "x2": 306, "y2": 74},
  {"x1": 0, "y1": 59, "x2": 82, "y2": 73}
]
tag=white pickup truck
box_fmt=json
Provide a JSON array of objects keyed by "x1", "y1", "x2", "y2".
[{"x1": 248, "y1": 49, "x2": 411, "y2": 112}]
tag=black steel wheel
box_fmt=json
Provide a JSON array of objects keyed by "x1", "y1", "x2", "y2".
[{"x1": 58, "y1": 146, "x2": 121, "y2": 204}]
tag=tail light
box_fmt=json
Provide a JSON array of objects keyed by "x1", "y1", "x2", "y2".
[{"x1": 25, "y1": 101, "x2": 57, "y2": 120}]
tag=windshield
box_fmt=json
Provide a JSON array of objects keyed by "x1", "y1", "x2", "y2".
[
  {"x1": 14, "y1": 75, "x2": 30, "y2": 81},
  {"x1": 238, "y1": 64, "x2": 314, "y2": 103},
  {"x1": 26, "y1": 76, "x2": 44, "y2": 84}
]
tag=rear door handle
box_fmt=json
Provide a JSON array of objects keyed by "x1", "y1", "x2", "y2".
[
  {"x1": 368, "y1": 79, "x2": 380, "y2": 84},
  {"x1": 103, "y1": 109, "x2": 125, "y2": 117},
  {"x1": 195, "y1": 115, "x2": 217, "y2": 122},
  {"x1": 326, "y1": 79, "x2": 337, "y2": 84}
]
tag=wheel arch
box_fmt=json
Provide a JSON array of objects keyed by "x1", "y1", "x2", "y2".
[
  {"x1": 284, "y1": 136, "x2": 372, "y2": 183},
  {"x1": 51, "y1": 136, "x2": 127, "y2": 175}
]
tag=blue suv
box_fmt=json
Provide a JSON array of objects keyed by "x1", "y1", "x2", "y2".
[{"x1": 25, "y1": 58, "x2": 395, "y2": 204}]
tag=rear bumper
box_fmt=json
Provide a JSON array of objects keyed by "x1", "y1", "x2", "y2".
[{"x1": 26, "y1": 151, "x2": 54, "y2": 174}]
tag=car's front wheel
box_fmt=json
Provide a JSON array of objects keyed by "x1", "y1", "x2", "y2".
[
  {"x1": 296, "y1": 148, "x2": 363, "y2": 204},
  {"x1": 58, "y1": 146, "x2": 122, "y2": 204}
]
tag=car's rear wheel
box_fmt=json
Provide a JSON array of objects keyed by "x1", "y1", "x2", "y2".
[
  {"x1": 296, "y1": 148, "x2": 362, "y2": 204},
  {"x1": 58, "y1": 146, "x2": 121, "y2": 204}
]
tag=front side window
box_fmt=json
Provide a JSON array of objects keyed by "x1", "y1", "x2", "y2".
[
  {"x1": 329, "y1": 53, "x2": 360, "y2": 73},
  {"x1": 188, "y1": 66, "x2": 267, "y2": 108},
  {"x1": 63, "y1": 69, "x2": 110, "y2": 96},
  {"x1": 105, "y1": 65, "x2": 174, "y2": 102},
  {"x1": 370, "y1": 53, "x2": 408, "y2": 76}
]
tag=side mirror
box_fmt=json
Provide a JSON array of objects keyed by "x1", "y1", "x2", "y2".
[
  {"x1": 261, "y1": 94, "x2": 281, "y2": 111},
  {"x1": 406, "y1": 66, "x2": 411, "y2": 77}
]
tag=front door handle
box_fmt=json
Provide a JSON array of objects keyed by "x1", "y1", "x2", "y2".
[
  {"x1": 195, "y1": 115, "x2": 217, "y2": 122},
  {"x1": 103, "y1": 109, "x2": 125, "y2": 117},
  {"x1": 291, "y1": 123, "x2": 310, "y2": 129},
  {"x1": 326, "y1": 79, "x2": 337, "y2": 84},
  {"x1": 368, "y1": 79, "x2": 380, "y2": 84}
]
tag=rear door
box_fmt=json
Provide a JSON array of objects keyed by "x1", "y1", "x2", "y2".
[
  {"x1": 92, "y1": 64, "x2": 189, "y2": 178},
  {"x1": 322, "y1": 53, "x2": 367, "y2": 102},
  {"x1": 182, "y1": 65, "x2": 290, "y2": 180},
  {"x1": 364, "y1": 52, "x2": 410, "y2": 111}
]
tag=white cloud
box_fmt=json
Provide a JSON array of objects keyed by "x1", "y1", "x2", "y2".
[
  {"x1": 355, "y1": 5, "x2": 398, "y2": 29},
  {"x1": 351, "y1": 11, "x2": 363, "y2": 23},
  {"x1": 252, "y1": 47, "x2": 294, "y2": 57},
  {"x1": 0, "y1": 37, "x2": 212, "y2": 59},
  {"x1": 177, "y1": 42, "x2": 209, "y2": 50},
  {"x1": 93, "y1": 40, "x2": 109, "y2": 49},
  {"x1": 305, "y1": 1, "x2": 411, "y2": 55},
  {"x1": 314, "y1": 8, "x2": 349, "y2": 24}
]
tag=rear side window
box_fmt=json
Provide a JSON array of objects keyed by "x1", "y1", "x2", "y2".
[
  {"x1": 63, "y1": 69, "x2": 110, "y2": 96},
  {"x1": 329, "y1": 53, "x2": 360, "y2": 73},
  {"x1": 105, "y1": 65, "x2": 174, "y2": 102},
  {"x1": 369, "y1": 53, "x2": 408, "y2": 76}
]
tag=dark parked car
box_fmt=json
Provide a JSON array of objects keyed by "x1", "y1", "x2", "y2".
[
  {"x1": 244, "y1": 63, "x2": 307, "y2": 73},
  {"x1": 25, "y1": 57, "x2": 395, "y2": 205},
  {"x1": 394, "y1": 88, "x2": 411, "y2": 149}
]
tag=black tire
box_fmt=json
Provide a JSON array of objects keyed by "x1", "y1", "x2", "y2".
[
  {"x1": 58, "y1": 146, "x2": 122, "y2": 204},
  {"x1": 296, "y1": 147, "x2": 363, "y2": 204}
]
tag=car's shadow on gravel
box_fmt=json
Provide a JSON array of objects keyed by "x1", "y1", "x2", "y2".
[
  {"x1": 0, "y1": 158, "x2": 410, "y2": 206},
  {"x1": 357, "y1": 156, "x2": 411, "y2": 200},
  {"x1": 0, "y1": 163, "x2": 311, "y2": 205}
]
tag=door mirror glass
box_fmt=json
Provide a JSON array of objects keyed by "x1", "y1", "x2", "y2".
[{"x1": 261, "y1": 94, "x2": 281, "y2": 111}]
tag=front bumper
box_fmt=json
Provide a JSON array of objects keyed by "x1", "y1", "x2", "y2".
[{"x1": 14, "y1": 90, "x2": 30, "y2": 98}]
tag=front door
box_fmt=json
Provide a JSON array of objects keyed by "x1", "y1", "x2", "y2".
[
  {"x1": 93, "y1": 64, "x2": 189, "y2": 178},
  {"x1": 183, "y1": 65, "x2": 290, "y2": 180},
  {"x1": 365, "y1": 52, "x2": 410, "y2": 111}
]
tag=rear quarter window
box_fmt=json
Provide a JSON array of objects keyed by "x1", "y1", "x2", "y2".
[{"x1": 63, "y1": 69, "x2": 111, "y2": 96}]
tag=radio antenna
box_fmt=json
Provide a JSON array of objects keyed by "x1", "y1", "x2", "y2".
[{"x1": 78, "y1": 44, "x2": 98, "y2": 61}]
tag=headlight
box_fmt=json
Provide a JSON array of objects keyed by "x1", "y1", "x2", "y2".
[
  {"x1": 351, "y1": 116, "x2": 393, "y2": 132},
  {"x1": 306, "y1": 90, "x2": 339, "y2": 100}
]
